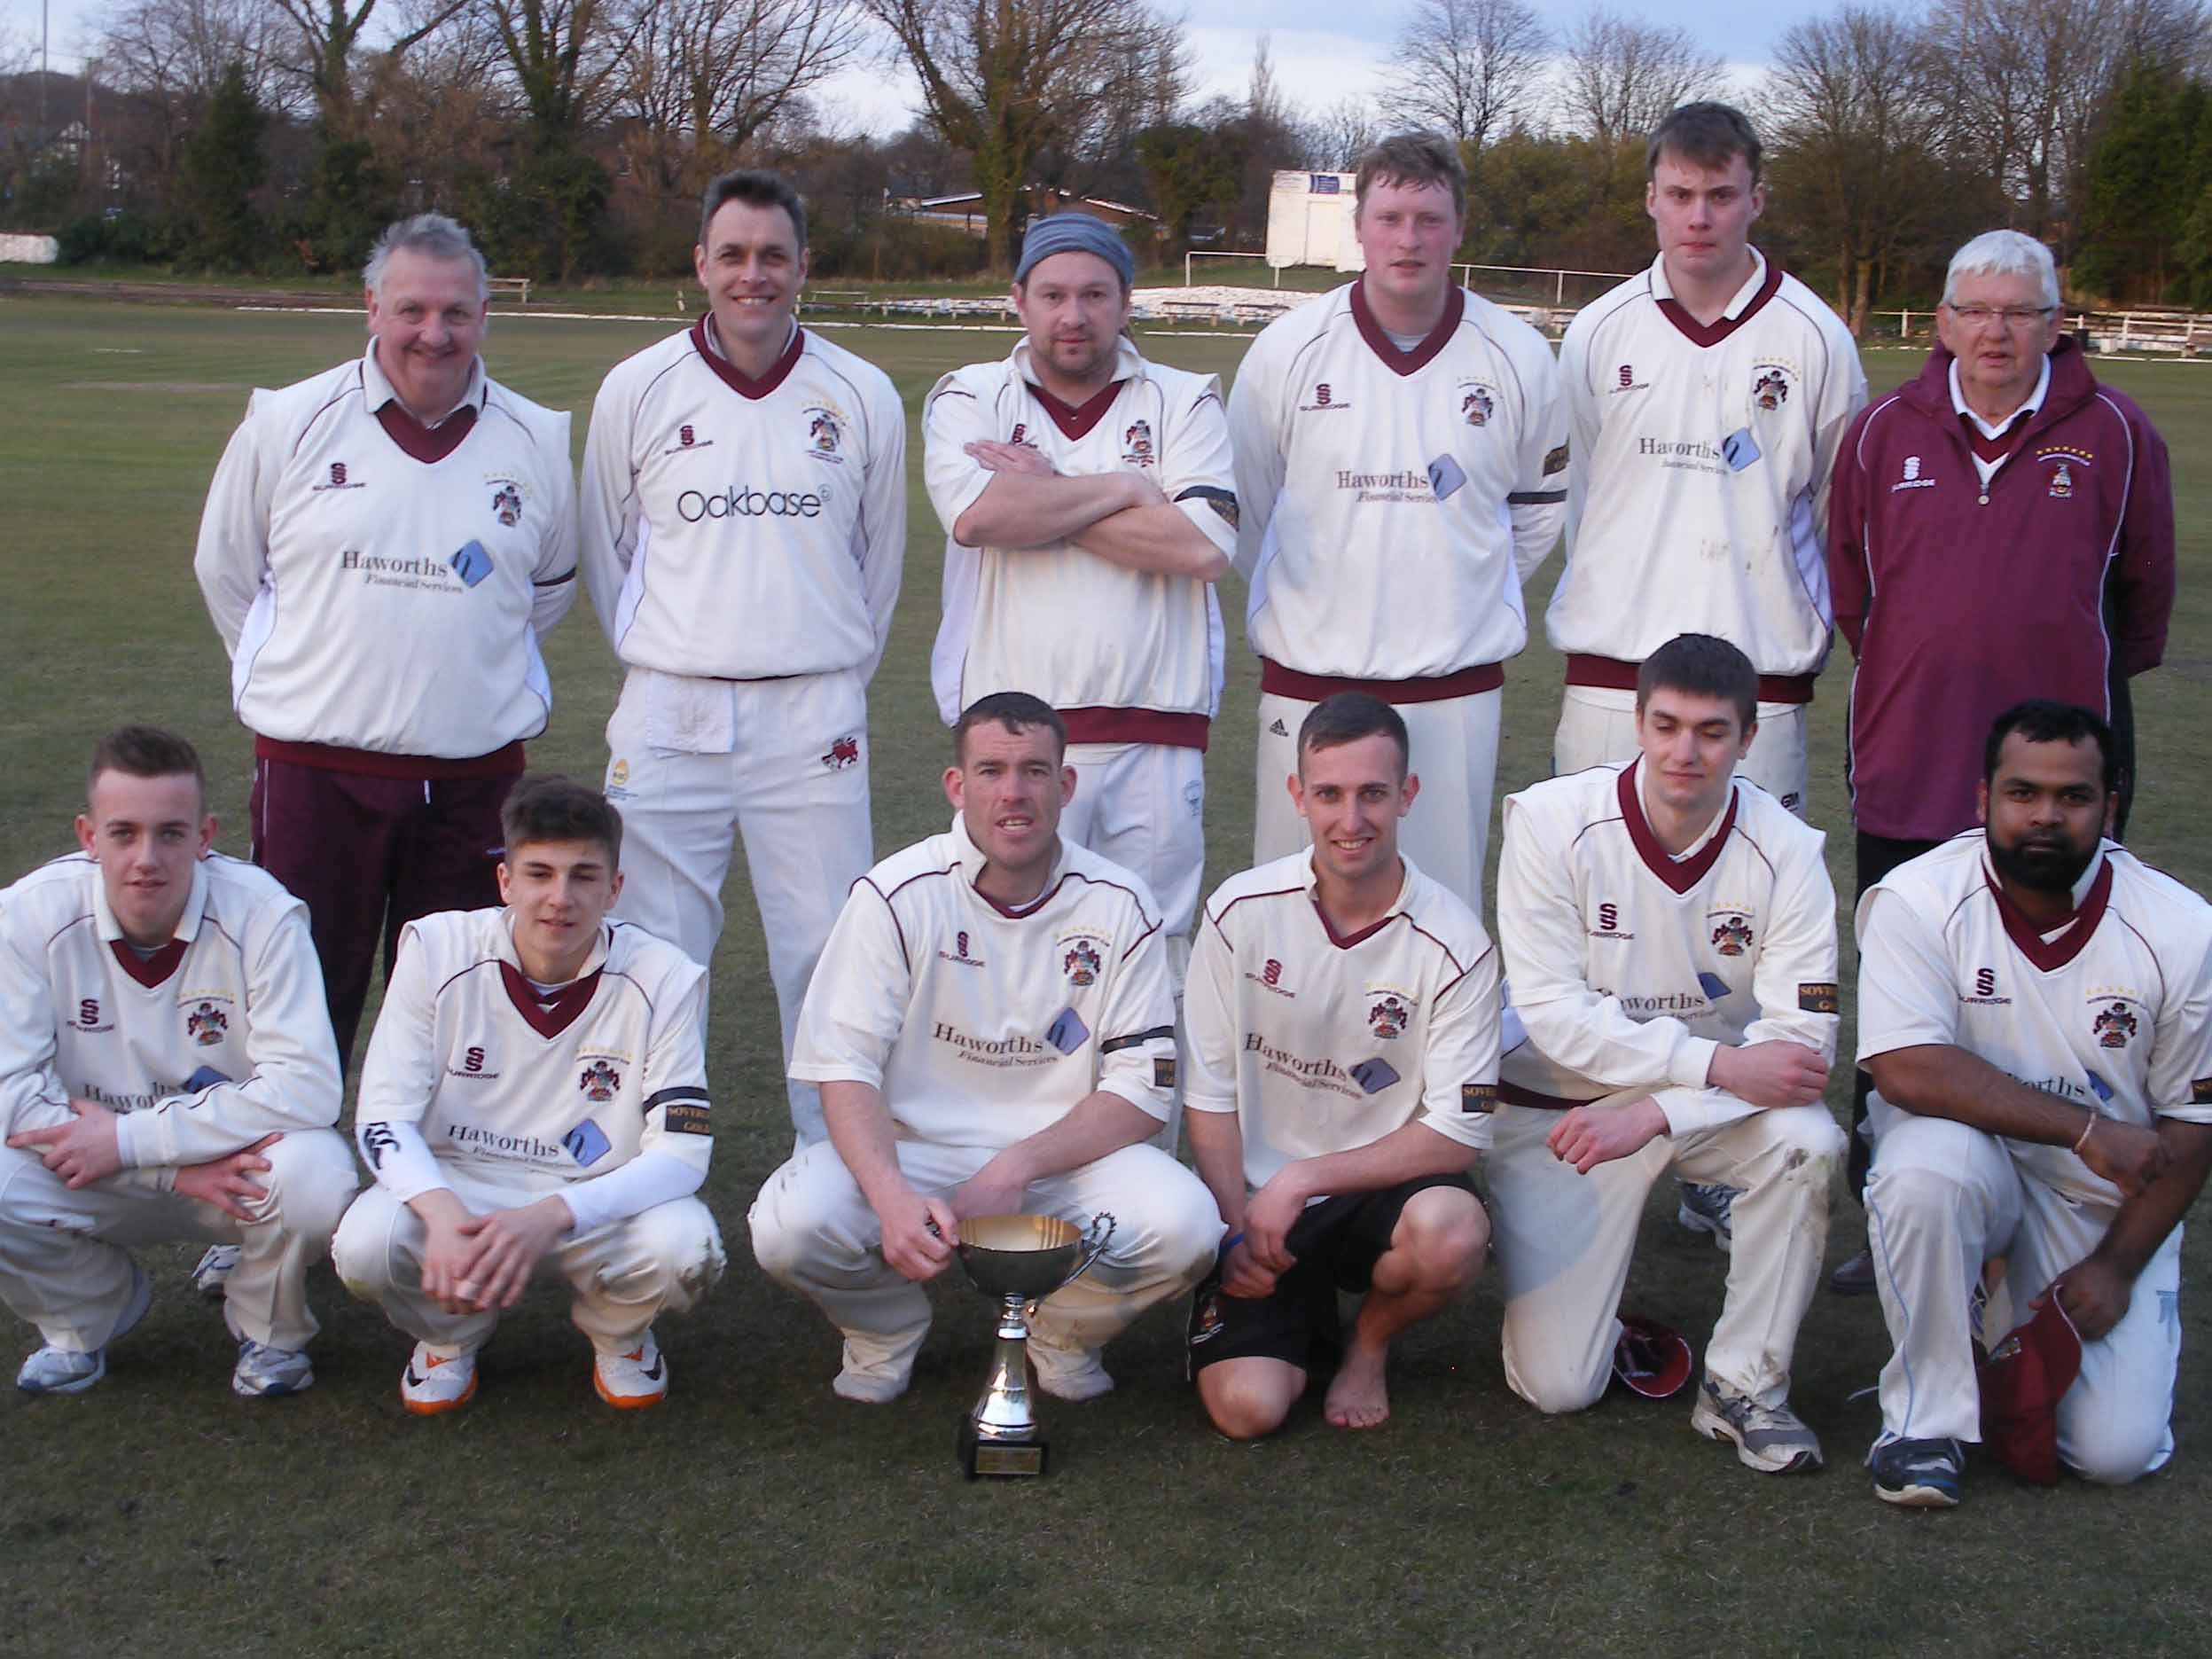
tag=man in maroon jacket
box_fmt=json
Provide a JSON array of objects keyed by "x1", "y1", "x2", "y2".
[{"x1": 1825, "y1": 229, "x2": 2176, "y2": 1288}]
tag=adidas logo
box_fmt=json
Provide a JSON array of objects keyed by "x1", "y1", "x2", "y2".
[{"x1": 1269, "y1": 718, "x2": 1289, "y2": 736}]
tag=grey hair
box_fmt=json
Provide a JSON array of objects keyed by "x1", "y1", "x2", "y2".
[
  {"x1": 1943, "y1": 231, "x2": 2059, "y2": 309},
  {"x1": 363, "y1": 214, "x2": 489, "y2": 303}
]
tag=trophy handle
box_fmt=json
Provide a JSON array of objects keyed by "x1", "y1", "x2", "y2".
[{"x1": 1072, "y1": 1210, "x2": 1116, "y2": 1281}]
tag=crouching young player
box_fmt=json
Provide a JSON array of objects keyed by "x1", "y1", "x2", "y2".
[
  {"x1": 0, "y1": 726, "x2": 357, "y2": 1397},
  {"x1": 1183, "y1": 694, "x2": 1499, "y2": 1436},
  {"x1": 333, "y1": 776, "x2": 725, "y2": 1412}
]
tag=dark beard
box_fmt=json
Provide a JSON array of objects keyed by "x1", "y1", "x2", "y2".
[{"x1": 1988, "y1": 831, "x2": 2097, "y2": 895}]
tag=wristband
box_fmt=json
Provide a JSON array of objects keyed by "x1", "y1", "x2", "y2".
[
  {"x1": 1220, "y1": 1230, "x2": 1245, "y2": 1256},
  {"x1": 2073, "y1": 1113, "x2": 2098, "y2": 1155}
]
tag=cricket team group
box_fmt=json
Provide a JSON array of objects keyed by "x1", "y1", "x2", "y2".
[{"x1": 2, "y1": 100, "x2": 2194, "y2": 1513}]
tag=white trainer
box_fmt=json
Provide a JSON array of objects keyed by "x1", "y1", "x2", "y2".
[
  {"x1": 190, "y1": 1244, "x2": 240, "y2": 1301},
  {"x1": 400, "y1": 1342, "x2": 478, "y2": 1415},
  {"x1": 232, "y1": 1340, "x2": 314, "y2": 1398},
  {"x1": 1029, "y1": 1336, "x2": 1115, "y2": 1402},
  {"x1": 16, "y1": 1262, "x2": 152, "y2": 1396},
  {"x1": 593, "y1": 1331, "x2": 668, "y2": 1410}
]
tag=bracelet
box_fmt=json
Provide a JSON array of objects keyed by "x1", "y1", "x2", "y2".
[
  {"x1": 1220, "y1": 1230, "x2": 1245, "y2": 1255},
  {"x1": 2073, "y1": 1114, "x2": 2099, "y2": 1155}
]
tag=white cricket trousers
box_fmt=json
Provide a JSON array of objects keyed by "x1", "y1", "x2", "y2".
[
  {"x1": 1062, "y1": 739, "x2": 1203, "y2": 1154},
  {"x1": 1254, "y1": 687, "x2": 1501, "y2": 919},
  {"x1": 1866, "y1": 1113, "x2": 2180, "y2": 1483},
  {"x1": 1488, "y1": 1099, "x2": 1842, "y2": 1412},
  {"x1": 0, "y1": 1130, "x2": 358, "y2": 1353},
  {"x1": 605, "y1": 665, "x2": 874, "y2": 1146},
  {"x1": 332, "y1": 1170, "x2": 726, "y2": 1357},
  {"x1": 748, "y1": 1138, "x2": 1221, "y2": 1393},
  {"x1": 1553, "y1": 686, "x2": 1811, "y2": 817}
]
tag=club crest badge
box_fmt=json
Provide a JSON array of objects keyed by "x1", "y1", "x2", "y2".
[
  {"x1": 805, "y1": 405, "x2": 844, "y2": 461},
  {"x1": 2049, "y1": 460, "x2": 2074, "y2": 499},
  {"x1": 1122, "y1": 419, "x2": 1155, "y2": 467},
  {"x1": 491, "y1": 481, "x2": 522, "y2": 526},
  {"x1": 2093, "y1": 1000, "x2": 2138, "y2": 1049},
  {"x1": 185, "y1": 1002, "x2": 228, "y2": 1047},
  {"x1": 1063, "y1": 942, "x2": 1102, "y2": 986},
  {"x1": 820, "y1": 733, "x2": 860, "y2": 771},
  {"x1": 1753, "y1": 368, "x2": 1790, "y2": 411},
  {"x1": 1711, "y1": 914, "x2": 1755, "y2": 956},
  {"x1": 1369, "y1": 995, "x2": 1409, "y2": 1039},
  {"x1": 579, "y1": 1060, "x2": 621, "y2": 1102},
  {"x1": 1459, "y1": 383, "x2": 1495, "y2": 427}
]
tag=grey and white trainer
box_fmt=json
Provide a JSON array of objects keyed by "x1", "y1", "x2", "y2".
[
  {"x1": 190, "y1": 1244, "x2": 241, "y2": 1301},
  {"x1": 16, "y1": 1262, "x2": 152, "y2": 1396},
  {"x1": 232, "y1": 1339, "x2": 314, "y2": 1398},
  {"x1": 1690, "y1": 1376, "x2": 1825, "y2": 1473}
]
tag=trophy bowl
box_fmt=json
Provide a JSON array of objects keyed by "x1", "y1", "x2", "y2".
[{"x1": 954, "y1": 1214, "x2": 1088, "y2": 1299}]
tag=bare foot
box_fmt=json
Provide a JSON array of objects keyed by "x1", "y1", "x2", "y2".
[{"x1": 1324, "y1": 1342, "x2": 1391, "y2": 1429}]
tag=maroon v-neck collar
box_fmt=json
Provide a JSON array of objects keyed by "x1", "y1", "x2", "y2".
[
  {"x1": 1029, "y1": 380, "x2": 1125, "y2": 440},
  {"x1": 500, "y1": 961, "x2": 603, "y2": 1037},
  {"x1": 1618, "y1": 761, "x2": 1737, "y2": 895},
  {"x1": 1984, "y1": 857, "x2": 2112, "y2": 973},
  {"x1": 1350, "y1": 279, "x2": 1463, "y2": 376},
  {"x1": 691, "y1": 317, "x2": 805, "y2": 399},
  {"x1": 1961, "y1": 408, "x2": 2034, "y2": 465},
  {"x1": 1310, "y1": 895, "x2": 1398, "y2": 951},
  {"x1": 1656, "y1": 256, "x2": 1784, "y2": 348},
  {"x1": 375, "y1": 401, "x2": 477, "y2": 463},
  {"x1": 109, "y1": 938, "x2": 186, "y2": 988}
]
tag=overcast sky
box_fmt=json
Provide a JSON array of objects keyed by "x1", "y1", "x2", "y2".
[{"x1": 10, "y1": 0, "x2": 1810, "y2": 130}]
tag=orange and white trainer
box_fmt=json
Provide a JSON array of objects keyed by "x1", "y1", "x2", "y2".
[
  {"x1": 400, "y1": 1342, "x2": 478, "y2": 1415},
  {"x1": 593, "y1": 1331, "x2": 668, "y2": 1410}
]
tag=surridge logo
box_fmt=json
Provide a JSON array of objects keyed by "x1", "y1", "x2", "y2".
[
  {"x1": 1963, "y1": 966, "x2": 2013, "y2": 1006},
  {"x1": 1300, "y1": 383, "x2": 1349, "y2": 412},
  {"x1": 1892, "y1": 453, "x2": 1936, "y2": 493},
  {"x1": 665, "y1": 424, "x2": 714, "y2": 455},
  {"x1": 1247, "y1": 957, "x2": 1295, "y2": 998},
  {"x1": 311, "y1": 461, "x2": 363, "y2": 492},
  {"x1": 938, "y1": 929, "x2": 985, "y2": 967},
  {"x1": 1613, "y1": 364, "x2": 1648, "y2": 394},
  {"x1": 77, "y1": 998, "x2": 111, "y2": 1032},
  {"x1": 1590, "y1": 902, "x2": 1633, "y2": 941}
]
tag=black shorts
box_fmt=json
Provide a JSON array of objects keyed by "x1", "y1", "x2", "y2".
[{"x1": 1185, "y1": 1175, "x2": 1480, "y2": 1376}]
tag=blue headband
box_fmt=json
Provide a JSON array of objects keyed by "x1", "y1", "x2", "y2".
[{"x1": 1014, "y1": 214, "x2": 1134, "y2": 288}]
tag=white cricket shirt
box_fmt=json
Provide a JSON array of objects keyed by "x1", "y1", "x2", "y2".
[
  {"x1": 0, "y1": 853, "x2": 341, "y2": 1168},
  {"x1": 1858, "y1": 835, "x2": 2212, "y2": 1207},
  {"x1": 354, "y1": 910, "x2": 713, "y2": 1204},
  {"x1": 194, "y1": 346, "x2": 577, "y2": 758},
  {"x1": 1497, "y1": 760, "x2": 1841, "y2": 1134},
  {"x1": 790, "y1": 818, "x2": 1176, "y2": 1146},
  {"x1": 923, "y1": 337, "x2": 1234, "y2": 740},
  {"x1": 1184, "y1": 851, "x2": 1501, "y2": 1195},
  {"x1": 1226, "y1": 281, "x2": 1568, "y2": 683},
  {"x1": 1548, "y1": 250, "x2": 1867, "y2": 685},
  {"x1": 581, "y1": 319, "x2": 906, "y2": 681}
]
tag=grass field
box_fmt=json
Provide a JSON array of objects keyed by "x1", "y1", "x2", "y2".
[{"x1": 3, "y1": 291, "x2": 2210, "y2": 1657}]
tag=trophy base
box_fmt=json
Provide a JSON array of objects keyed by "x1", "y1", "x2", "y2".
[{"x1": 958, "y1": 1420, "x2": 1049, "y2": 1478}]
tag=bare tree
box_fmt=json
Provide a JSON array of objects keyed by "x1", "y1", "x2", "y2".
[
  {"x1": 614, "y1": 0, "x2": 864, "y2": 203},
  {"x1": 96, "y1": 0, "x2": 302, "y2": 194},
  {"x1": 269, "y1": 0, "x2": 472, "y2": 136},
  {"x1": 475, "y1": 0, "x2": 639, "y2": 145},
  {"x1": 860, "y1": 0, "x2": 1182, "y2": 271},
  {"x1": 1926, "y1": 0, "x2": 2205, "y2": 253},
  {"x1": 1304, "y1": 95, "x2": 1379, "y2": 172},
  {"x1": 1554, "y1": 7, "x2": 1726, "y2": 152},
  {"x1": 1763, "y1": 5, "x2": 1956, "y2": 333},
  {"x1": 1381, "y1": 0, "x2": 1547, "y2": 150}
]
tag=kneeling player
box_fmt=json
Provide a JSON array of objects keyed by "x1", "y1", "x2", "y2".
[
  {"x1": 1184, "y1": 695, "x2": 1497, "y2": 1436},
  {"x1": 333, "y1": 777, "x2": 724, "y2": 1412},
  {"x1": 0, "y1": 727, "x2": 357, "y2": 1397},
  {"x1": 749, "y1": 693, "x2": 1220, "y2": 1403},
  {"x1": 1857, "y1": 702, "x2": 2212, "y2": 1506},
  {"x1": 1490, "y1": 635, "x2": 1843, "y2": 1472}
]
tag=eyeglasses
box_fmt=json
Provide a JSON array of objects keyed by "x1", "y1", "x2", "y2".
[{"x1": 1945, "y1": 303, "x2": 2056, "y2": 329}]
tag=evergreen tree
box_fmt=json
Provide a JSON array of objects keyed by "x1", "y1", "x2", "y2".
[{"x1": 176, "y1": 62, "x2": 269, "y2": 271}]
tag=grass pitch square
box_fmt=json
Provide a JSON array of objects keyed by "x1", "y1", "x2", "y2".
[{"x1": 2, "y1": 293, "x2": 2210, "y2": 1655}]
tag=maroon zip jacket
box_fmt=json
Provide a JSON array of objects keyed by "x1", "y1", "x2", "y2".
[{"x1": 1827, "y1": 338, "x2": 2173, "y2": 841}]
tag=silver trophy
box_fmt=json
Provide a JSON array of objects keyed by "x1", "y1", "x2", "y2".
[{"x1": 952, "y1": 1212, "x2": 1115, "y2": 1478}]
